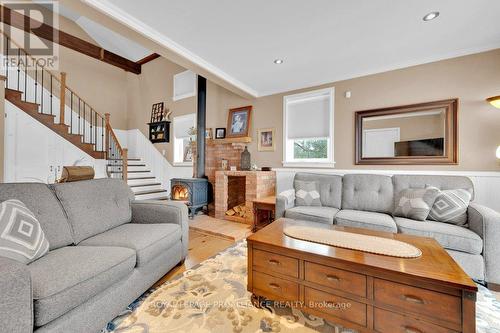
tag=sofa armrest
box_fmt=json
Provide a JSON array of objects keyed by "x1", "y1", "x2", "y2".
[
  {"x1": 0, "y1": 257, "x2": 33, "y2": 333},
  {"x1": 276, "y1": 189, "x2": 296, "y2": 219},
  {"x1": 468, "y1": 202, "x2": 500, "y2": 285},
  {"x1": 131, "y1": 200, "x2": 189, "y2": 259}
]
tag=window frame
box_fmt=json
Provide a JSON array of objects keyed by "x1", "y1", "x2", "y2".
[
  {"x1": 282, "y1": 87, "x2": 335, "y2": 168},
  {"x1": 173, "y1": 113, "x2": 196, "y2": 166}
]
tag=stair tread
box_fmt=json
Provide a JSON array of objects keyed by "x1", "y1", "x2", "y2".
[
  {"x1": 134, "y1": 189, "x2": 168, "y2": 195},
  {"x1": 127, "y1": 170, "x2": 152, "y2": 173},
  {"x1": 128, "y1": 176, "x2": 156, "y2": 180},
  {"x1": 129, "y1": 182, "x2": 162, "y2": 188}
]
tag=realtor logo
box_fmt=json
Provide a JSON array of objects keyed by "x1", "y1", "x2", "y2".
[{"x1": 1, "y1": 0, "x2": 59, "y2": 69}]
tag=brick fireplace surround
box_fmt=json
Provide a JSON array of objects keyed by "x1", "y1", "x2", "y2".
[{"x1": 215, "y1": 170, "x2": 276, "y2": 224}]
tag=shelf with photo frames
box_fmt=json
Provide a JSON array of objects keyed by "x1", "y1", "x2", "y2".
[{"x1": 148, "y1": 121, "x2": 171, "y2": 143}]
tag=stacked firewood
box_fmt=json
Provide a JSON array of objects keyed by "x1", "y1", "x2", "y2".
[{"x1": 226, "y1": 204, "x2": 250, "y2": 218}]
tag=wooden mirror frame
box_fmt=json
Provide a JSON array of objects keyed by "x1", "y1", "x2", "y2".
[{"x1": 355, "y1": 99, "x2": 458, "y2": 165}]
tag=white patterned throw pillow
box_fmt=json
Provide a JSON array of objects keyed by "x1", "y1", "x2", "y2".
[
  {"x1": 0, "y1": 199, "x2": 49, "y2": 264},
  {"x1": 393, "y1": 187, "x2": 440, "y2": 221},
  {"x1": 294, "y1": 180, "x2": 322, "y2": 206},
  {"x1": 428, "y1": 189, "x2": 472, "y2": 226}
]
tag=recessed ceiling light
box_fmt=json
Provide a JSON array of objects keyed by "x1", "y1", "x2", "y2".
[
  {"x1": 273, "y1": 59, "x2": 284, "y2": 64},
  {"x1": 423, "y1": 11, "x2": 440, "y2": 21}
]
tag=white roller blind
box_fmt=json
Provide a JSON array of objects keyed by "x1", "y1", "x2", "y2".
[
  {"x1": 173, "y1": 70, "x2": 196, "y2": 101},
  {"x1": 174, "y1": 114, "x2": 195, "y2": 138},
  {"x1": 287, "y1": 94, "x2": 331, "y2": 139}
]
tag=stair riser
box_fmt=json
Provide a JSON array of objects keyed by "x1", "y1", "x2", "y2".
[
  {"x1": 130, "y1": 184, "x2": 163, "y2": 193},
  {"x1": 127, "y1": 160, "x2": 144, "y2": 166},
  {"x1": 134, "y1": 192, "x2": 170, "y2": 200},
  {"x1": 127, "y1": 178, "x2": 158, "y2": 186},
  {"x1": 127, "y1": 172, "x2": 154, "y2": 179},
  {"x1": 127, "y1": 166, "x2": 150, "y2": 172}
]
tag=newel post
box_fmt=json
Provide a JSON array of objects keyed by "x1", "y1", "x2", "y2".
[
  {"x1": 104, "y1": 113, "x2": 110, "y2": 159},
  {"x1": 122, "y1": 148, "x2": 128, "y2": 182},
  {"x1": 59, "y1": 72, "x2": 66, "y2": 125}
]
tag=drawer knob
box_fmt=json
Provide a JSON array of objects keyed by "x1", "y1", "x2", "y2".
[
  {"x1": 326, "y1": 274, "x2": 341, "y2": 282},
  {"x1": 402, "y1": 294, "x2": 425, "y2": 304},
  {"x1": 402, "y1": 326, "x2": 423, "y2": 333},
  {"x1": 269, "y1": 283, "x2": 281, "y2": 290},
  {"x1": 268, "y1": 259, "x2": 280, "y2": 266}
]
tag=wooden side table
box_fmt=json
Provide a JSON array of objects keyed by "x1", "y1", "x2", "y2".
[{"x1": 252, "y1": 196, "x2": 276, "y2": 232}]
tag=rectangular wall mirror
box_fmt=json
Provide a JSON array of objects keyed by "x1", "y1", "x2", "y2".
[{"x1": 355, "y1": 99, "x2": 458, "y2": 165}]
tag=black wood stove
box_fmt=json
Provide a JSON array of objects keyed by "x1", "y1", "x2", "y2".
[{"x1": 171, "y1": 178, "x2": 208, "y2": 218}]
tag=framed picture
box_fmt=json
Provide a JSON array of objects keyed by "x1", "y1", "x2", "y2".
[
  {"x1": 150, "y1": 102, "x2": 165, "y2": 123},
  {"x1": 215, "y1": 128, "x2": 226, "y2": 139},
  {"x1": 205, "y1": 128, "x2": 213, "y2": 139},
  {"x1": 258, "y1": 128, "x2": 275, "y2": 151},
  {"x1": 227, "y1": 106, "x2": 252, "y2": 138}
]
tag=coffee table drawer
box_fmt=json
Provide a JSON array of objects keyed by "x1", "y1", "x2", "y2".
[
  {"x1": 374, "y1": 308, "x2": 458, "y2": 333},
  {"x1": 253, "y1": 271, "x2": 299, "y2": 300},
  {"x1": 305, "y1": 261, "x2": 367, "y2": 298},
  {"x1": 305, "y1": 287, "x2": 367, "y2": 327},
  {"x1": 374, "y1": 279, "x2": 461, "y2": 325},
  {"x1": 253, "y1": 249, "x2": 299, "y2": 277}
]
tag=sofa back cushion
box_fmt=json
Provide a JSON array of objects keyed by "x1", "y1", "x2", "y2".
[
  {"x1": 393, "y1": 175, "x2": 474, "y2": 201},
  {"x1": 294, "y1": 173, "x2": 342, "y2": 208},
  {"x1": 342, "y1": 174, "x2": 394, "y2": 214},
  {"x1": 51, "y1": 179, "x2": 134, "y2": 244},
  {"x1": 0, "y1": 183, "x2": 73, "y2": 250}
]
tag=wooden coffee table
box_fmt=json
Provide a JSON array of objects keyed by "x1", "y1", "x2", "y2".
[{"x1": 247, "y1": 218, "x2": 477, "y2": 333}]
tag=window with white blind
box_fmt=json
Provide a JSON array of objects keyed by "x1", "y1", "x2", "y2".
[
  {"x1": 173, "y1": 114, "x2": 196, "y2": 165},
  {"x1": 283, "y1": 87, "x2": 334, "y2": 167}
]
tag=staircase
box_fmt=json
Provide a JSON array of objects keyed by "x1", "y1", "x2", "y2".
[{"x1": 1, "y1": 32, "x2": 169, "y2": 200}]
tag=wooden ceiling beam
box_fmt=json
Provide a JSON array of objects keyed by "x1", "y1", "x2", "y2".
[{"x1": 0, "y1": 5, "x2": 142, "y2": 74}]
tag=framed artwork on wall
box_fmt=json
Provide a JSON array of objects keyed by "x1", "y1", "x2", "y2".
[
  {"x1": 215, "y1": 128, "x2": 226, "y2": 139},
  {"x1": 258, "y1": 128, "x2": 275, "y2": 151},
  {"x1": 227, "y1": 106, "x2": 252, "y2": 138},
  {"x1": 205, "y1": 128, "x2": 213, "y2": 139}
]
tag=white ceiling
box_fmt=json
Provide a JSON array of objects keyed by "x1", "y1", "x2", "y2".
[
  {"x1": 55, "y1": 4, "x2": 152, "y2": 62},
  {"x1": 85, "y1": 0, "x2": 500, "y2": 97}
]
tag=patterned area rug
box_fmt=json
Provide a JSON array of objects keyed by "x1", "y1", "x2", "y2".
[{"x1": 104, "y1": 241, "x2": 500, "y2": 333}]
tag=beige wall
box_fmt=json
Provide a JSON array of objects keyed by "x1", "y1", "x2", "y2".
[{"x1": 126, "y1": 49, "x2": 500, "y2": 171}]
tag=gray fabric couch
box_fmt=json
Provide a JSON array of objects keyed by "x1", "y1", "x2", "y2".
[
  {"x1": 276, "y1": 173, "x2": 500, "y2": 289},
  {"x1": 0, "y1": 179, "x2": 189, "y2": 333}
]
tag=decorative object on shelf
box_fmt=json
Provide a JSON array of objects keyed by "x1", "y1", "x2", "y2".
[
  {"x1": 227, "y1": 105, "x2": 252, "y2": 138},
  {"x1": 165, "y1": 109, "x2": 172, "y2": 121},
  {"x1": 205, "y1": 128, "x2": 213, "y2": 139},
  {"x1": 215, "y1": 127, "x2": 226, "y2": 139},
  {"x1": 183, "y1": 144, "x2": 193, "y2": 162},
  {"x1": 188, "y1": 126, "x2": 196, "y2": 142},
  {"x1": 230, "y1": 166, "x2": 237, "y2": 171},
  {"x1": 261, "y1": 167, "x2": 272, "y2": 171},
  {"x1": 257, "y1": 128, "x2": 275, "y2": 151},
  {"x1": 251, "y1": 163, "x2": 258, "y2": 171},
  {"x1": 150, "y1": 102, "x2": 165, "y2": 122},
  {"x1": 221, "y1": 159, "x2": 228, "y2": 170},
  {"x1": 487, "y1": 95, "x2": 500, "y2": 109},
  {"x1": 240, "y1": 146, "x2": 251, "y2": 170}
]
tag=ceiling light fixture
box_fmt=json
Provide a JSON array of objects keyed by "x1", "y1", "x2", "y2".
[
  {"x1": 273, "y1": 59, "x2": 284, "y2": 64},
  {"x1": 423, "y1": 11, "x2": 440, "y2": 21},
  {"x1": 487, "y1": 95, "x2": 500, "y2": 109}
]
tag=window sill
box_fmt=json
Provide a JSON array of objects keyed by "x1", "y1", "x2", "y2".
[
  {"x1": 173, "y1": 162, "x2": 193, "y2": 167},
  {"x1": 282, "y1": 161, "x2": 336, "y2": 168}
]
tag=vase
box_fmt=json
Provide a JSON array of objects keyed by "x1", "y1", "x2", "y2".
[{"x1": 241, "y1": 146, "x2": 251, "y2": 171}]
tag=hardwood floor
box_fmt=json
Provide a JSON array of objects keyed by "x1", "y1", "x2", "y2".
[
  {"x1": 189, "y1": 214, "x2": 252, "y2": 241},
  {"x1": 154, "y1": 229, "x2": 236, "y2": 287}
]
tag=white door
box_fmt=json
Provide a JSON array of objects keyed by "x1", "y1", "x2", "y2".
[{"x1": 362, "y1": 128, "x2": 400, "y2": 158}]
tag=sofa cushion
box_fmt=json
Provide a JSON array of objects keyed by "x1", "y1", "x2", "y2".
[
  {"x1": 285, "y1": 206, "x2": 339, "y2": 224},
  {"x1": 51, "y1": 179, "x2": 135, "y2": 244},
  {"x1": 428, "y1": 189, "x2": 472, "y2": 226},
  {"x1": 294, "y1": 180, "x2": 322, "y2": 206},
  {"x1": 446, "y1": 249, "x2": 485, "y2": 281},
  {"x1": 0, "y1": 183, "x2": 73, "y2": 250},
  {"x1": 28, "y1": 246, "x2": 136, "y2": 326},
  {"x1": 295, "y1": 173, "x2": 342, "y2": 208},
  {"x1": 393, "y1": 175, "x2": 474, "y2": 201},
  {"x1": 394, "y1": 217, "x2": 483, "y2": 255},
  {"x1": 335, "y1": 209, "x2": 397, "y2": 233},
  {"x1": 79, "y1": 223, "x2": 182, "y2": 266},
  {"x1": 342, "y1": 174, "x2": 393, "y2": 214},
  {"x1": 393, "y1": 187, "x2": 440, "y2": 221}
]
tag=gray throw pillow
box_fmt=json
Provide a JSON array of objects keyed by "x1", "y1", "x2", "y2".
[
  {"x1": 428, "y1": 189, "x2": 472, "y2": 226},
  {"x1": 393, "y1": 187, "x2": 440, "y2": 221},
  {"x1": 294, "y1": 180, "x2": 322, "y2": 207},
  {"x1": 0, "y1": 199, "x2": 50, "y2": 264}
]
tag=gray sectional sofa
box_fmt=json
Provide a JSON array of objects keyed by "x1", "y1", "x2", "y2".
[
  {"x1": 277, "y1": 173, "x2": 500, "y2": 289},
  {"x1": 0, "y1": 179, "x2": 188, "y2": 333}
]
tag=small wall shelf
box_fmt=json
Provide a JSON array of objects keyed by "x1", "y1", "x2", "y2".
[{"x1": 148, "y1": 121, "x2": 171, "y2": 143}]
